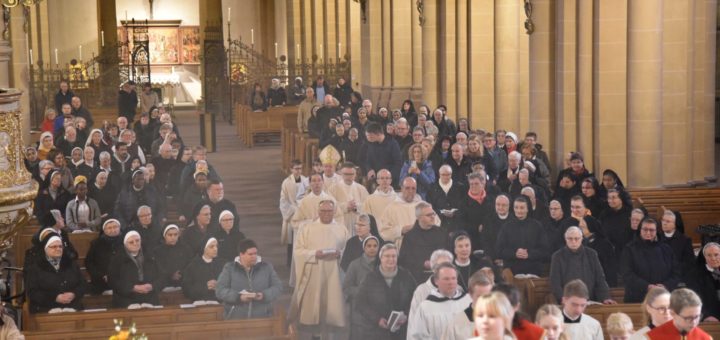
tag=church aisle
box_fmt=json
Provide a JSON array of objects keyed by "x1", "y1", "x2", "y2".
[{"x1": 173, "y1": 110, "x2": 290, "y2": 282}]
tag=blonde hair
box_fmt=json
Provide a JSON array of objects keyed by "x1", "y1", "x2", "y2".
[
  {"x1": 535, "y1": 304, "x2": 570, "y2": 340},
  {"x1": 641, "y1": 286, "x2": 670, "y2": 326},
  {"x1": 606, "y1": 312, "x2": 633, "y2": 336},
  {"x1": 474, "y1": 292, "x2": 517, "y2": 339}
]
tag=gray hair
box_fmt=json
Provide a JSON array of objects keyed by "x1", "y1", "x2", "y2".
[
  {"x1": 39, "y1": 160, "x2": 54, "y2": 169},
  {"x1": 379, "y1": 243, "x2": 398, "y2": 259},
  {"x1": 702, "y1": 242, "x2": 720, "y2": 257},
  {"x1": 136, "y1": 205, "x2": 152, "y2": 216},
  {"x1": 357, "y1": 214, "x2": 370, "y2": 225},
  {"x1": 99, "y1": 151, "x2": 111, "y2": 160},
  {"x1": 318, "y1": 200, "x2": 335, "y2": 208},
  {"x1": 508, "y1": 151, "x2": 522, "y2": 161},
  {"x1": 429, "y1": 249, "x2": 454, "y2": 271},
  {"x1": 414, "y1": 201, "x2": 432, "y2": 219},
  {"x1": 439, "y1": 164, "x2": 453, "y2": 174},
  {"x1": 520, "y1": 186, "x2": 535, "y2": 196},
  {"x1": 565, "y1": 226, "x2": 582, "y2": 238}
]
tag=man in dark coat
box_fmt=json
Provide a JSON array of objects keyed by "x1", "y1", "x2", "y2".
[
  {"x1": 444, "y1": 143, "x2": 472, "y2": 187},
  {"x1": 397, "y1": 202, "x2": 448, "y2": 282},
  {"x1": 427, "y1": 165, "x2": 466, "y2": 234},
  {"x1": 113, "y1": 169, "x2": 165, "y2": 228},
  {"x1": 364, "y1": 122, "x2": 403, "y2": 188},
  {"x1": 460, "y1": 173, "x2": 497, "y2": 256},
  {"x1": 54, "y1": 80, "x2": 74, "y2": 114},
  {"x1": 200, "y1": 180, "x2": 240, "y2": 230},
  {"x1": 71, "y1": 96, "x2": 94, "y2": 128},
  {"x1": 332, "y1": 76, "x2": 353, "y2": 108},
  {"x1": 118, "y1": 81, "x2": 138, "y2": 123}
]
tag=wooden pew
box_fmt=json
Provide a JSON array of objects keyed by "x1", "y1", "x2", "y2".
[
  {"x1": 235, "y1": 104, "x2": 298, "y2": 147},
  {"x1": 625, "y1": 187, "x2": 720, "y2": 243},
  {"x1": 24, "y1": 305, "x2": 224, "y2": 332},
  {"x1": 586, "y1": 303, "x2": 644, "y2": 338},
  {"x1": 15, "y1": 231, "x2": 98, "y2": 270},
  {"x1": 513, "y1": 277, "x2": 552, "y2": 316},
  {"x1": 24, "y1": 310, "x2": 293, "y2": 340},
  {"x1": 82, "y1": 290, "x2": 191, "y2": 310}
]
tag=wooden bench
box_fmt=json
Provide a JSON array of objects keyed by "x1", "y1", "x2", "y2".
[
  {"x1": 24, "y1": 304, "x2": 224, "y2": 332},
  {"x1": 235, "y1": 104, "x2": 298, "y2": 147},
  {"x1": 626, "y1": 188, "x2": 720, "y2": 243},
  {"x1": 82, "y1": 290, "x2": 191, "y2": 310},
  {"x1": 24, "y1": 308, "x2": 293, "y2": 340}
]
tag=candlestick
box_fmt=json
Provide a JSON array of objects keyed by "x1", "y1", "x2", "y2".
[
  {"x1": 101, "y1": 31, "x2": 105, "y2": 47},
  {"x1": 29, "y1": 49, "x2": 33, "y2": 65},
  {"x1": 228, "y1": 7, "x2": 231, "y2": 23},
  {"x1": 274, "y1": 42, "x2": 278, "y2": 59},
  {"x1": 79, "y1": 45, "x2": 82, "y2": 60},
  {"x1": 251, "y1": 29, "x2": 254, "y2": 45},
  {"x1": 54, "y1": 48, "x2": 58, "y2": 65}
]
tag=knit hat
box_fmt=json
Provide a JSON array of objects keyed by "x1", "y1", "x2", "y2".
[
  {"x1": 73, "y1": 175, "x2": 88, "y2": 186},
  {"x1": 505, "y1": 132, "x2": 518, "y2": 144}
]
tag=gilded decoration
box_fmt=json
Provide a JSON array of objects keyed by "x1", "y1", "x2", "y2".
[{"x1": 0, "y1": 109, "x2": 32, "y2": 188}]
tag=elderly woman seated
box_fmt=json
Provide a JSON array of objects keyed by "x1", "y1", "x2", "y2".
[
  {"x1": 25, "y1": 232, "x2": 86, "y2": 313},
  {"x1": 215, "y1": 239, "x2": 283, "y2": 319},
  {"x1": 85, "y1": 219, "x2": 125, "y2": 294},
  {"x1": 182, "y1": 238, "x2": 224, "y2": 302},
  {"x1": 108, "y1": 231, "x2": 164, "y2": 308},
  {"x1": 212, "y1": 210, "x2": 246, "y2": 262},
  {"x1": 153, "y1": 224, "x2": 194, "y2": 289}
]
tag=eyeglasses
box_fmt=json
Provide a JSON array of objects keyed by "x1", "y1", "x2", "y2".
[
  {"x1": 641, "y1": 228, "x2": 657, "y2": 233},
  {"x1": 649, "y1": 305, "x2": 670, "y2": 314},
  {"x1": 423, "y1": 212, "x2": 437, "y2": 217},
  {"x1": 678, "y1": 313, "x2": 702, "y2": 323},
  {"x1": 47, "y1": 245, "x2": 63, "y2": 250}
]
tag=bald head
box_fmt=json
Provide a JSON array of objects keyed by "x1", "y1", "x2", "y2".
[{"x1": 401, "y1": 177, "x2": 417, "y2": 202}]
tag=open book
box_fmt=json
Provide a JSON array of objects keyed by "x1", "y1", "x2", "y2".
[
  {"x1": 514, "y1": 274, "x2": 541, "y2": 279},
  {"x1": 48, "y1": 308, "x2": 76, "y2": 314},
  {"x1": 161, "y1": 286, "x2": 182, "y2": 293},
  {"x1": 239, "y1": 290, "x2": 257, "y2": 299},
  {"x1": 387, "y1": 310, "x2": 407, "y2": 333},
  {"x1": 127, "y1": 303, "x2": 163, "y2": 310}
]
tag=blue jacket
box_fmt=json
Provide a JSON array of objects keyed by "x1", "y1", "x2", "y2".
[{"x1": 215, "y1": 259, "x2": 283, "y2": 319}]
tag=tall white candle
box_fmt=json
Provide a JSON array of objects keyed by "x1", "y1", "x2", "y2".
[
  {"x1": 296, "y1": 44, "x2": 300, "y2": 59},
  {"x1": 338, "y1": 42, "x2": 341, "y2": 57},
  {"x1": 171, "y1": 66, "x2": 175, "y2": 74},
  {"x1": 251, "y1": 29, "x2": 254, "y2": 45},
  {"x1": 228, "y1": 7, "x2": 231, "y2": 23},
  {"x1": 29, "y1": 49, "x2": 33, "y2": 65},
  {"x1": 79, "y1": 45, "x2": 82, "y2": 60},
  {"x1": 274, "y1": 42, "x2": 278, "y2": 58},
  {"x1": 125, "y1": 10, "x2": 128, "y2": 22},
  {"x1": 319, "y1": 44, "x2": 323, "y2": 60},
  {"x1": 101, "y1": 31, "x2": 105, "y2": 47},
  {"x1": 54, "y1": 48, "x2": 58, "y2": 65}
]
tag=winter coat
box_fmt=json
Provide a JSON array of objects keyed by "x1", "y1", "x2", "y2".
[
  {"x1": 352, "y1": 266, "x2": 416, "y2": 340},
  {"x1": 25, "y1": 254, "x2": 86, "y2": 313},
  {"x1": 215, "y1": 260, "x2": 283, "y2": 319}
]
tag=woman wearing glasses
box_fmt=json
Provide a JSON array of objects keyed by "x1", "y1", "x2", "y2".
[
  {"x1": 25, "y1": 232, "x2": 86, "y2": 313},
  {"x1": 629, "y1": 287, "x2": 671, "y2": 340}
]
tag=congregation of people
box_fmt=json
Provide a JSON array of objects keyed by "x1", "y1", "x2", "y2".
[
  {"x1": 279, "y1": 75, "x2": 719, "y2": 339},
  {"x1": 23, "y1": 80, "x2": 283, "y2": 322}
]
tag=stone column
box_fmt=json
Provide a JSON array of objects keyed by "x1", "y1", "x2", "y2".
[
  {"x1": 410, "y1": 0, "x2": 423, "y2": 100},
  {"x1": 699, "y1": 0, "x2": 717, "y2": 181},
  {"x1": 468, "y1": 0, "x2": 494, "y2": 129},
  {"x1": 389, "y1": 0, "x2": 412, "y2": 108},
  {"x1": 661, "y1": 0, "x2": 691, "y2": 185},
  {"x1": 421, "y1": 0, "x2": 438, "y2": 107},
  {"x1": 529, "y1": 0, "x2": 554, "y2": 169},
  {"x1": 494, "y1": 0, "x2": 521, "y2": 131},
  {"x1": 348, "y1": 0, "x2": 362, "y2": 87},
  {"x1": 577, "y1": 0, "x2": 593, "y2": 170},
  {"x1": 456, "y1": 0, "x2": 468, "y2": 119},
  {"x1": 360, "y1": 0, "x2": 382, "y2": 101},
  {"x1": 439, "y1": 0, "x2": 456, "y2": 118},
  {"x1": 9, "y1": 7, "x2": 29, "y2": 139},
  {"x1": 593, "y1": 0, "x2": 628, "y2": 181},
  {"x1": 554, "y1": 0, "x2": 577, "y2": 165},
  {"x1": 627, "y1": 0, "x2": 663, "y2": 188}
]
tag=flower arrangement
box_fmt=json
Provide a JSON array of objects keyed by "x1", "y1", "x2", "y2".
[{"x1": 108, "y1": 319, "x2": 148, "y2": 340}]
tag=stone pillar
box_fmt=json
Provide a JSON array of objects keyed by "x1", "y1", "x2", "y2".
[
  {"x1": 410, "y1": 0, "x2": 423, "y2": 100},
  {"x1": 593, "y1": 0, "x2": 628, "y2": 181},
  {"x1": 627, "y1": 0, "x2": 663, "y2": 188},
  {"x1": 699, "y1": 0, "x2": 717, "y2": 181},
  {"x1": 529, "y1": 0, "x2": 554, "y2": 169},
  {"x1": 554, "y1": 0, "x2": 577, "y2": 165},
  {"x1": 494, "y1": 0, "x2": 521, "y2": 132},
  {"x1": 380, "y1": 0, "x2": 391, "y2": 104},
  {"x1": 439, "y1": 0, "x2": 456, "y2": 118},
  {"x1": 0, "y1": 7, "x2": 12, "y2": 88},
  {"x1": 577, "y1": 0, "x2": 593, "y2": 171},
  {"x1": 360, "y1": 0, "x2": 382, "y2": 102},
  {"x1": 389, "y1": 0, "x2": 412, "y2": 108},
  {"x1": 348, "y1": 0, "x2": 362, "y2": 87},
  {"x1": 468, "y1": 0, "x2": 494, "y2": 129},
  {"x1": 421, "y1": 0, "x2": 438, "y2": 107},
  {"x1": 661, "y1": 0, "x2": 691, "y2": 186},
  {"x1": 456, "y1": 0, "x2": 468, "y2": 119}
]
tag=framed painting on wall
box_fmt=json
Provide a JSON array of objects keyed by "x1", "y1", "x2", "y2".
[
  {"x1": 180, "y1": 27, "x2": 201, "y2": 64},
  {"x1": 148, "y1": 27, "x2": 180, "y2": 64}
]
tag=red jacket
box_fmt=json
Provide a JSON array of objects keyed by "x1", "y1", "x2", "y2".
[
  {"x1": 513, "y1": 318, "x2": 545, "y2": 340},
  {"x1": 646, "y1": 320, "x2": 712, "y2": 340}
]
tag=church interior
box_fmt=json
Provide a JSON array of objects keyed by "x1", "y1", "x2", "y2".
[{"x1": 0, "y1": 0, "x2": 719, "y2": 339}]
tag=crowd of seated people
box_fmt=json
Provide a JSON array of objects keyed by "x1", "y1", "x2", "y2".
[
  {"x1": 279, "y1": 85, "x2": 720, "y2": 339},
  {"x1": 22, "y1": 81, "x2": 282, "y2": 322}
]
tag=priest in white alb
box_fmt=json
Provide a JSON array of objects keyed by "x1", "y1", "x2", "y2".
[
  {"x1": 279, "y1": 159, "x2": 309, "y2": 266},
  {"x1": 289, "y1": 200, "x2": 348, "y2": 339},
  {"x1": 291, "y1": 174, "x2": 344, "y2": 233},
  {"x1": 379, "y1": 177, "x2": 439, "y2": 249},
  {"x1": 327, "y1": 162, "x2": 368, "y2": 236},
  {"x1": 361, "y1": 169, "x2": 397, "y2": 218}
]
